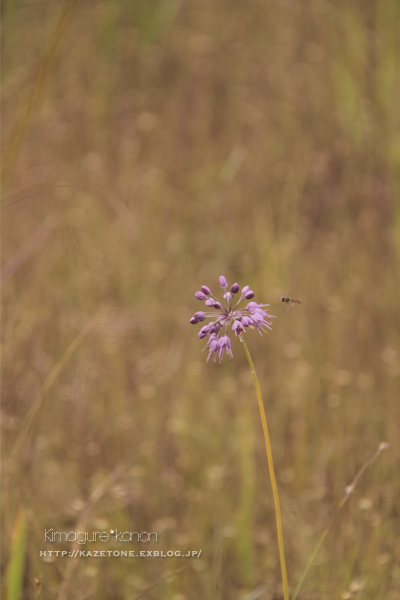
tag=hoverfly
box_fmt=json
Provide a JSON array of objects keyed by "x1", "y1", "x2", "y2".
[
  {"x1": 281, "y1": 296, "x2": 301, "y2": 310},
  {"x1": 281, "y1": 296, "x2": 301, "y2": 305}
]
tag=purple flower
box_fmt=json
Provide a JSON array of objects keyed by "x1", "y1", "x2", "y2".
[{"x1": 190, "y1": 276, "x2": 275, "y2": 363}]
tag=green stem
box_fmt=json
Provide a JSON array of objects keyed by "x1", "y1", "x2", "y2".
[{"x1": 241, "y1": 338, "x2": 289, "y2": 600}]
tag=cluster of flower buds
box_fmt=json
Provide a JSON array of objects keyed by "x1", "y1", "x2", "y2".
[{"x1": 190, "y1": 275, "x2": 275, "y2": 363}]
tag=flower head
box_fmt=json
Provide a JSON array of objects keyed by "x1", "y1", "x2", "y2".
[{"x1": 190, "y1": 276, "x2": 275, "y2": 363}]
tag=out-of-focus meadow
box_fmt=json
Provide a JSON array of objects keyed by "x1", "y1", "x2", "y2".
[{"x1": 2, "y1": 1, "x2": 400, "y2": 598}]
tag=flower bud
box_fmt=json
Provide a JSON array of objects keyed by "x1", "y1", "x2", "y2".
[
  {"x1": 244, "y1": 290, "x2": 255, "y2": 299},
  {"x1": 219, "y1": 275, "x2": 228, "y2": 289}
]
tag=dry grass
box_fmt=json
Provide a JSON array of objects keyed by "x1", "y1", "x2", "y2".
[{"x1": 2, "y1": 1, "x2": 400, "y2": 599}]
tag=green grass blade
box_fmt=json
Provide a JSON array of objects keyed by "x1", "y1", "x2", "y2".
[{"x1": 6, "y1": 510, "x2": 27, "y2": 600}]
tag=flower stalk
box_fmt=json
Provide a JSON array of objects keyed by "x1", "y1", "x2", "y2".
[{"x1": 241, "y1": 337, "x2": 289, "y2": 600}]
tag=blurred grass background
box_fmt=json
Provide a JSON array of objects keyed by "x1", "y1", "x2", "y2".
[{"x1": 1, "y1": 0, "x2": 400, "y2": 598}]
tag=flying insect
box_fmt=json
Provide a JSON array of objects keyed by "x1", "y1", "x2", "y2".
[{"x1": 281, "y1": 296, "x2": 301, "y2": 305}]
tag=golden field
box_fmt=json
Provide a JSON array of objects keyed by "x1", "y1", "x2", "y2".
[{"x1": 1, "y1": 1, "x2": 400, "y2": 598}]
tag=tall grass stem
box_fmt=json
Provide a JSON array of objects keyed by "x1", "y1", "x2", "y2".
[
  {"x1": 1, "y1": 0, "x2": 81, "y2": 189},
  {"x1": 291, "y1": 442, "x2": 388, "y2": 600}
]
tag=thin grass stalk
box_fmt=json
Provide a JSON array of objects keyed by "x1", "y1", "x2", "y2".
[
  {"x1": 291, "y1": 442, "x2": 388, "y2": 600},
  {"x1": 10, "y1": 308, "x2": 104, "y2": 465},
  {"x1": 1, "y1": 0, "x2": 81, "y2": 189},
  {"x1": 3, "y1": 308, "x2": 105, "y2": 533},
  {"x1": 241, "y1": 338, "x2": 289, "y2": 600}
]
